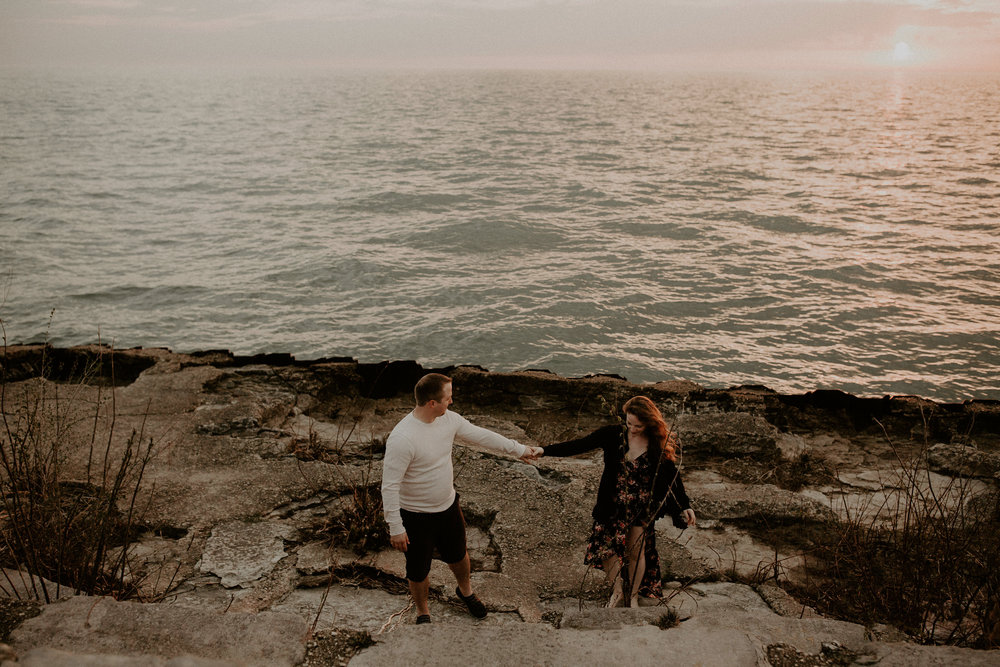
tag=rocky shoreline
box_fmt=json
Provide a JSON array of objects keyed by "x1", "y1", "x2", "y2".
[{"x1": 1, "y1": 344, "x2": 998, "y2": 665}]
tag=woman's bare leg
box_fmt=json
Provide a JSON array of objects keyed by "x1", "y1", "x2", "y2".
[
  {"x1": 602, "y1": 556, "x2": 623, "y2": 607},
  {"x1": 624, "y1": 526, "x2": 647, "y2": 607}
]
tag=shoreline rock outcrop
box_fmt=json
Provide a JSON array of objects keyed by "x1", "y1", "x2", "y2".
[{"x1": 1, "y1": 345, "x2": 997, "y2": 665}]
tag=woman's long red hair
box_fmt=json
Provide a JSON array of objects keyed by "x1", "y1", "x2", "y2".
[{"x1": 623, "y1": 396, "x2": 678, "y2": 462}]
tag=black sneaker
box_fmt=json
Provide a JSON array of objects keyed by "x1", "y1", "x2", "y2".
[
  {"x1": 456, "y1": 587, "x2": 487, "y2": 619},
  {"x1": 416, "y1": 614, "x2": 431, "y2": 624}
]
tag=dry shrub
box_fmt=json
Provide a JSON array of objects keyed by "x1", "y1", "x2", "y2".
[
  {"x1": 325, "y1": 482, "x2": 390, "y2": 555},
  {"x1": 0, "y1": 341, "x2": 153, "y2": 601},
  {"x1": 791, "y1": 428, "x2": 1000, "y2": 647},
  {"x1": 287, "y1": 412, "x2": 389, "y2": 555}
]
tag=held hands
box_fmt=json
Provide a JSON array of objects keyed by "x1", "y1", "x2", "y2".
[
  {"x1": 390, "y1": 531, "x2": 409, "y2": 552},
  {"x1": 520, "y1": 446, "x2": 544, "y2": 463}
]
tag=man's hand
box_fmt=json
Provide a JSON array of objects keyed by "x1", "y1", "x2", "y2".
[
  {"x1": 682, "y1": 508, "x2": 696, "y2": 527},
  {"x1": 520, "y1": 446, "x2": 544, "y2": 463},
  {"x1": 390, "y1": 531, "x2": 409, "y2": 552}
]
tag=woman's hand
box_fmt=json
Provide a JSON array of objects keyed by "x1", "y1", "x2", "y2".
[{"x1": 682, "y1": 508, "x2": 696, "y2": 527}]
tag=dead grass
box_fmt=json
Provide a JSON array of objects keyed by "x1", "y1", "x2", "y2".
[
  {"x1": 789, "y1": 419, "x2": 1000, "y2": 648},
  {"x1": 0, "y1": 338, "x2": 155, "y2": 601},
  {"x1": 720, "y1": 452, "x2": 837, "y2": 492}
]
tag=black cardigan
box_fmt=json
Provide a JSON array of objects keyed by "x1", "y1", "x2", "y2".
[{"x1": 544, "y1": 424, "x2": 691, "y2": 527}]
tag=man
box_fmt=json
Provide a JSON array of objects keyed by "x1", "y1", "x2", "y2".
[{"x1": 380, "y1": 372, "x2": 542, "y2": 624}]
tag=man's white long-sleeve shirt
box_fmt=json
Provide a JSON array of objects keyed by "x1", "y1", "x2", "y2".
[{"x1": 381, "y1": 409, "x2": 527, "y2": 536}]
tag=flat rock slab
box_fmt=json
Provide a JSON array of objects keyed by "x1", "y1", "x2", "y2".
[
  {"x1": 678, "y1": 412, "x2": 781, "y2": 459},
  {"x1": 0, "y1": 568, "x2": 76, "y2": 602},
  {"x1": 12, "y1": 646, "x2": 236, "y2": 666},
  {"x1": 694, "y1": 482, "x2": 836, "y2": 523},
  {"x1": 863, "y1": 642, "x2": 1000, "y2": 666},
  {"x1": 270, "y1": 587, "x2": 412, "y2": 634},
  {"x1": 350, "y1": 622, "x2": 763, "y2": 666},
  {"x1": 269, "y1": 585, "x2": 524, "y2": 635},
  {"x1": 351, "y1": 612, "x2": 999, "y2": 667},
  {"x1": 197, "y1": 520, "x2": 296, "y2": 588},
  {"x1": 9, "y1": 596, "x2": 307, "y2": 667}
]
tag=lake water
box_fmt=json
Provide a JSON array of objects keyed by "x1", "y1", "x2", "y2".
[{"x1": 2, "y1": 69, "x2": 998, "y2": 402}]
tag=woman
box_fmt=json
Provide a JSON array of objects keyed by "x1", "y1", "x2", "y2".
[{"x1": 540, "y1": 396, "x2": 695, "y2": 607}]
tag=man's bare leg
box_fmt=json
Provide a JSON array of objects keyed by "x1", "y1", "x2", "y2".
[
  {"x1": 448, "y1": 551, "x2": 488, "y2": 618},
  {"x1": 409, "y1": 577, "x2": 430, "y2": 616},
  {"x1": 448, "y1": 551, "x2": 473, "y2": 597}
]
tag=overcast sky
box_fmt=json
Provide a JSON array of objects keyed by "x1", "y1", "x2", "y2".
[{"x1": 2, "y1": 0, "x2": 999, "y2": 72}]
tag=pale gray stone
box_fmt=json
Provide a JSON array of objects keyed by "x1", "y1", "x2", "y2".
[
  {"x1": 197, "y1": 520, "x2": 295, "y2": 588},
  {"x1": 9, "y1": 597, "x2": 306, "y2": 667},
  {"x1": 693, "y1": 482, "x2": 836, "y2": 523}
]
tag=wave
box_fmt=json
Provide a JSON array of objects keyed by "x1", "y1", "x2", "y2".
[{"x1": 3, "y1": 70, "x2": 999, "y2": 402}]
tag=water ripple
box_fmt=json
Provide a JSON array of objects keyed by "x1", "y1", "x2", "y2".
[{"x1": 2, "y1": 69, "x2": 998, "y2": 401}]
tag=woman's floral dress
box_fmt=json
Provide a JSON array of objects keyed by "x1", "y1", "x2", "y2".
[{"x1": 583, "y1": 450, "x2": 663, "y2": 598}]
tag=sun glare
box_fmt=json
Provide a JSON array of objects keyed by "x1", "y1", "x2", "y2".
[{"x1": 892, "y1": 41, "x2": 915, "y2": 64}]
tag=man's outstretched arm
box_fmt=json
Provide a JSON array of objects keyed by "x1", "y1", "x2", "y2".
[{"x1": 454, "y1": 414, "x2": 531, "y2": 458}]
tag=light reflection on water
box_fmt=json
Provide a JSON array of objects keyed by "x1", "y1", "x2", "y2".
[{"x1": 1, "y1": 70, "x2": 998, "y2": 401}]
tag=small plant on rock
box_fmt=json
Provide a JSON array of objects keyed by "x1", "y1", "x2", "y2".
[
  {"x1": 325, "y1": 480, "x2": 390, "y2": 555},
  {"x1": 653, "y1": 608, "x2": 680, "y2": 629},
  {"x1": 284, "y1": 402, "x2": 390, "y2": 555}
]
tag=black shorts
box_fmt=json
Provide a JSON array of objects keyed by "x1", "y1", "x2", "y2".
[{"x1": 400, "y1": 495, "x2": 467, "y2": 582}]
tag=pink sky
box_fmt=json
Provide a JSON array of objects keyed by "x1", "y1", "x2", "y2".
[{"x1": 2, "y1": 0, "x2": 999, "y2": 71}]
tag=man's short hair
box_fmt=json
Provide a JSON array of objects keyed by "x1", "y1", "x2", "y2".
[{"x1": 414, "y1": 373, "x2": 452, "y2": 406}]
